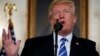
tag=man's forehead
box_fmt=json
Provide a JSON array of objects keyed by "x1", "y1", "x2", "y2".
[
  {"x1": 52, "y1": 3, "x2": 72, "y2": 11},
  {"x1": 52, "y1": 3, "x2": 72, "y2": 9}
]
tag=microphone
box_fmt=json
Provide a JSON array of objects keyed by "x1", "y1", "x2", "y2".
[{"x1": 54, "y1": 19, "x2": 63, "y2": 33}]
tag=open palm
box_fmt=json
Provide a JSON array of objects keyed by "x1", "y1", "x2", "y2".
[{"x1": 2, "y1": 29, "x2": 21, "y2": 56}]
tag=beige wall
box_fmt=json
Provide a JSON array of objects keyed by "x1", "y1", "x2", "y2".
[
  {"x1": 88, "y1": 0, "x2": 100, "y2": 55},
  {"x1": 0, "y1": 0, "x2": 28, "y2": 55}
]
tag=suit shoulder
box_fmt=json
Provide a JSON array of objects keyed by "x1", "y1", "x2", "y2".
[
  {"x1": 75, "y1": 37, "x2": 99, "y2": 56},
  {"x1": 77, "y1": 38, "x2": 96, "y2": 47},
  {"x1": 28, "y1": 34, "x2": 51, "y2": 41},
  {"x1": 25, "y1": 34, "x2": 52, "y2": 45}
]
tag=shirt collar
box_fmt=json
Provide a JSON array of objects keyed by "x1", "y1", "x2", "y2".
[{"x1": 53, "y1": 32, "x2": 73, "y2": 43}]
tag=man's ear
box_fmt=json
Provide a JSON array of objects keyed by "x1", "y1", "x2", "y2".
[
  {"x1": 73, "y1": 15, "x2": 77, "y2": 23},
  {"x1": 48, "y1": 15, "x2": 52, "y2": 25}
]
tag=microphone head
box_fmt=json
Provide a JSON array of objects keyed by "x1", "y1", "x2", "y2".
[{"x1": 54, "y1": 20, "x2": 63, "y2": 32}]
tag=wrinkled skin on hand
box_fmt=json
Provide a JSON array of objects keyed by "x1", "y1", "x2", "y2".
[{"x1": 2, "y1": 29, "x2": 21, "y2": 56}]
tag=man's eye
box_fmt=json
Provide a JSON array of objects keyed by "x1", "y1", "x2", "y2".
[
  {"x1": 53, "y1": 12, "x2": 59, "y2": 15},
  {"x1": 64, "y1": 10, "x2": 69, "y2": 12}
]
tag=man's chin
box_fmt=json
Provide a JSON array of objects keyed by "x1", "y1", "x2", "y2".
[
  {"x1": 58, "y1": 29, "x2": 66, "y2": 34},
  {"x1": 58, "y1": 29, "x2": 70, "y2": 35}
]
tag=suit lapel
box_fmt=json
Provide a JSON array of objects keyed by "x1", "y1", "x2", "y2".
[
  {"x1": 70, "y1": 35, "x2": 80, "y2": 56},
  {"x1": 43, "y1": 34, "x2": 54, "y2": 56}
]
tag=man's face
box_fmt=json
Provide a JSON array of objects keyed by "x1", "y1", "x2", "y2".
[{"x1": 49, "y1": 3, "x2": 76, "y2": 35}]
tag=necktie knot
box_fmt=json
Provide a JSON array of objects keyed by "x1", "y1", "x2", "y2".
[{"x1": 60, "y1": 38, "x2": 67, "y2": 42}]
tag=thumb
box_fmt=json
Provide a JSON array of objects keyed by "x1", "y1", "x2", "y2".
[{"x1": 16, "y1": 40, "x2": 21, "y2": 47}]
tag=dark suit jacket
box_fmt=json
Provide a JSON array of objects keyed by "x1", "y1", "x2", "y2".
[{"x1": 21, "y1": 34, "x2": 99, "y2": 56}]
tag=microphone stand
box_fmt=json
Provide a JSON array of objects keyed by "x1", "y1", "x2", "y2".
[
  {"x1": 54, "y1": 20, "x2": 63, "y2": 56},
  {"x1": 55, "y1": 31, "x2": 58, "y2": 56}
]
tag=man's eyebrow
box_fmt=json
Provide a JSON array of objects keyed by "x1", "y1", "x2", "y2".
[{"x1": 64, "y1": 9, "x2": 70, "y2": 10}]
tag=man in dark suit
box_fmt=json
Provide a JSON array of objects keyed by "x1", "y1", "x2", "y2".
[
  {"x1": 21, "y1": 34, "x2": 99, "y2": 56},
  {"x1": 2, "y1": 0, "x2": 99, "y2": 56}
]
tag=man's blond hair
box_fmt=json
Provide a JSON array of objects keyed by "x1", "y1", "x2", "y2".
[{"x1": 48, "y1": 0, "x2": 75, "y2": 17}]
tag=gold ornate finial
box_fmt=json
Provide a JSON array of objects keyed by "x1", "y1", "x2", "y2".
[{"x1": 4, "y1": 2, "x2": 17, "y2": 19}]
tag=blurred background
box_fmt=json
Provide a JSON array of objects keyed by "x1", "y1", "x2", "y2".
[{"x1": 0, "y1": 0, "x2": 100, "y2": 55}]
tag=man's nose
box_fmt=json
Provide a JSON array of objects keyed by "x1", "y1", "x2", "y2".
[{"x1": 59, "y1": 13, "x2": 64, "y2": 19}]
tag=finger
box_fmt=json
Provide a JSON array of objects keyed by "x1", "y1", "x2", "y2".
[
  {"x1": 16, "y1": 40, "x2": 21, "y2": 47},
  {"x1": 7, "y1": 30, "x2": 14, "y2": 45},
  {"x1": 2, "y1": 29, "x2": 7, "y2": 40},
  {"x1": 2, "y1": 29, "x2": 7, "y2": 44},
  {"x1": 8, "y1": 29, "x2": 12, "y2": 39}
]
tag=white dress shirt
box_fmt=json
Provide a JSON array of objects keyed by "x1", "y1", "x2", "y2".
[{"x1": 53, "y1": 32, "x2": 73, "y2": 56}]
